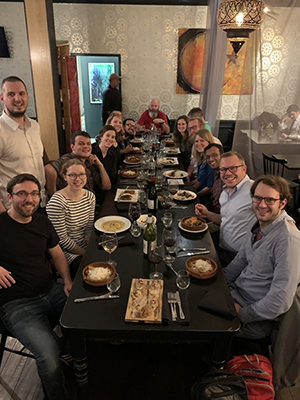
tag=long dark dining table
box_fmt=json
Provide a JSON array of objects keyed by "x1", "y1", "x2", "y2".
[{"x1": 61, "y1": 177, "x2": 240, "y2": 399}]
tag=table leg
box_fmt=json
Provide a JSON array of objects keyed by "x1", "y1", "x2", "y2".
[
  {"x1": 70, "y1": 335, "x2": 89, "y2": 400},
  {"x1": 212, "y1": 336, "x2": 232, "y2": 369}
]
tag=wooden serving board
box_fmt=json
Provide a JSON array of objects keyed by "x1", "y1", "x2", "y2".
[{"x1": 125, "y1": 279, "x2": 163, "y2": 324}]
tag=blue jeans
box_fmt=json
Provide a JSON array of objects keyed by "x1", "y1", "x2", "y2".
[{"x1": 0, "y1": 282, "x2": 68, "y2": 400}]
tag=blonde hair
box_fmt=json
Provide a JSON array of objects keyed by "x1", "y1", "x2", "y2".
[
  {"x1": 106, "y1": 112, "x2": 124, "y2": 135},
  {"x1": 192, "y1": 129, "x2": 215, "y2": 164}
]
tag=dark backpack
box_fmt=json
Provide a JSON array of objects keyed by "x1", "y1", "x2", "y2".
[{"x1": 191, "y1": 370, "x2": 249, "y2": 399}]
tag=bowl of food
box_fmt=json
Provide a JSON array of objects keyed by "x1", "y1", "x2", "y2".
[
  {"x1": 137, "y1": 214, "x2": 157, "y2": 229},
  {"x1": 82, "y1": 262, "x2": 116, "y2": 286},
  {"x1": 181, "y1": 216, "x2": 207, "y2": 232},
  {"x1": 185, "y1": 256, "x2": 217, "y2": 280}
]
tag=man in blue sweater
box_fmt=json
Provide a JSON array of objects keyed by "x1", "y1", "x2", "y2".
[{"x1": 224, "y1": 175, "x2": 300, "y2": 339}]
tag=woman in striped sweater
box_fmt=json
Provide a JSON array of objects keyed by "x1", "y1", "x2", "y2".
[{"x1": 46, "y1": 159, "x2": 95, "y2": 277}]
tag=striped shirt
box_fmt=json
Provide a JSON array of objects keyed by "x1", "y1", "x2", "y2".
[{"x1": 46, "y1": 190, "x2": 95, "y2": 265}]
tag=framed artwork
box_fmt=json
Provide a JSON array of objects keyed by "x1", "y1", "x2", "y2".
[
  {"x1": 176, "y1": 28, "x2": 253, "y2": 95},
  {"x1": 88, "y1": 63, "x2": 115, "y2": 104}
]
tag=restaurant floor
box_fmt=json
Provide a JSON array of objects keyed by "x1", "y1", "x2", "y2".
[{"x1": 1, "y1": 337, "x2": 300, "y2": 400}]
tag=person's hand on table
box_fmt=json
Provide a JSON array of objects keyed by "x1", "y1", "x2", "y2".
[
  {"x1": 0, "y1": 266, "x2": 16, "y2": 289},
  {"x1": 195, "y1": 203, "x2": 210, "y2": 218},
  {"x1": 281, "y1": 133, "x2": 288, "y2": 140},
  {"x1": 125, "y1": 144, "x2": 133, "y2": 153}
]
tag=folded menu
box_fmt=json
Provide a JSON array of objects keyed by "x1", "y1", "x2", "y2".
[
  {"x1": 198, "y1": 288, "x2": 237, "y2": 318},
  {"x1": 162, "y1": 291, "x2": 190, "y2": 325}
]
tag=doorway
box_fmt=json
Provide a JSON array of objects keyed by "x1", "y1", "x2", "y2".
[{"x1": 75, "y1": 54, "x2": 121, "y2": 139}]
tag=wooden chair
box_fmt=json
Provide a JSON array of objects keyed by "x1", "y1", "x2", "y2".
[
  {"x1": 262, "y1": 153, "x2": 299, "y2": 210},
  {"x1": 0, "y1": 317, "x2": 34, "y2": 368}
]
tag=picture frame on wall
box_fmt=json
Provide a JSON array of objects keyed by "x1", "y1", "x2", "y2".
[{"x1": 88, "y1": 62, "x2": 115, "y2": 104}]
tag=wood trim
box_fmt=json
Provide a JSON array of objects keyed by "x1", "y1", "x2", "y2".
[{"x1": 24, "y1": 0, "x2": 59, "y2": 160}]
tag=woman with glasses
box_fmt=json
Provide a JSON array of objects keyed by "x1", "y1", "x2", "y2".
[{"x1": 46, "y1": 159, "x2": 95, "y2": 277}]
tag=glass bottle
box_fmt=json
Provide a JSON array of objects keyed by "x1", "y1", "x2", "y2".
[{"x1": 143, "y1": 214, "x2": 157, "y2": 256}]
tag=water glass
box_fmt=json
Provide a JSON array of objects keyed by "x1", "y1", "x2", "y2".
[
  {"x1": 176, "y1": 270, "x2": 190, "y2": 290},
  {"x1": 161, "y1": 212, "x2": 173, "y2": 228},
  {"x1": 107, "y1": 272, "x2": 121, "y2": 293},
  {"x1": 102, "y1": 232, "x2": 118, "y2": 267}
]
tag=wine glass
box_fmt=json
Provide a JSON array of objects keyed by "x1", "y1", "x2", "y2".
[
  {"x1": 107, "y1": 272, "x2": 121, "y2": 293},
  {"x1": 169, "y1": 183, "x2": 179, "y2": 199},
  {"x1": 128, "y1": 202, "x2": 142, "y2": 237},
  {"x1": 102, "y1": 232, "x2": 118, "y2": 266},
  {"x1": 176, "y1": 270, "x2": 190, "y2": 290},
  {"x1": 149, "y1": 244, "x2": 164, "y2": 280},
  {"x1": 161, "y1": 211, "x2": 173, "y2": 228},
  {"x1": 162, "y1": 227, "x2": 177, "y2": 265}
]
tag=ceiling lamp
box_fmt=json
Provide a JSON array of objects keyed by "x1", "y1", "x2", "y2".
[{"x1": 217, "y1": 0, "x2": 266, "y2": 55}]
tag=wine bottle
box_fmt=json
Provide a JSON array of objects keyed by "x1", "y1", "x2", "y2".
[
  {"x1": 143, "y1": 214, "x2": 157, "y2": 256},
  {"x1": 147, "y1": 177, "x2": 158, "y2": 211}
]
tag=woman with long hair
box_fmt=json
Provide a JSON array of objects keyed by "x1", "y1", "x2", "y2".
[
  {"x1": 189, "y1": 129, "x2": 216, "y2": 202},
  {"x1": 92, "y1": 125, "x2": 118, "y2": 185},
  {"x1": 172, "y1": 115, "x2": 192, "y2": 170},
  {"x1": 46, "y1": 159, "x2": 95, "y2": 277},
  {"x1": 106, "y1": 112, "x2": 132, "y2": 165}
]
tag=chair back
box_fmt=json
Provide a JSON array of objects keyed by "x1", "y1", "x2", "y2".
[{"x1": 262, "y1": 153, "x2": 286, "y2": 177}]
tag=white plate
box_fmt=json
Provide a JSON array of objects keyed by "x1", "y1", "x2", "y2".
[
  {"x1": 162, "y1": 157, "x2": 179, "y2": 166},
  {"x1": 167, "y1": 179, "x2": 184, "y2": 185},
  {"x1": 94, "y1": 216, "x2": 131, "y2": 233},
  {"x1": 124, "y1": 158, "x2": 141, "y2": 165},
  {"x1": 178, "y1": 221, "x2": 208, "y2": 233},
  {"x1": 130, "y1": 138, "x2": 144, "y2": 144},
  {"x1": 165, "y1": 148, "x2": 181, "y2": 155},
  {"x1": 164, "y1": 170, "x2": 188, "y2": 179},
  {"x1": 173, "y1": 190, "x2": 197, "y2": 201},
  {"x1": 114, "y1": 189, "x2": 140, "y2": 202}
]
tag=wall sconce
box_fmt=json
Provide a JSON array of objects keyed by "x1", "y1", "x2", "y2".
[{"x1": 217, "y1": 0, "x2": 266, "y2": 54}]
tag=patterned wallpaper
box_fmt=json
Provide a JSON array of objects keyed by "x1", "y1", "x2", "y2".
[
  {"x1": 53, "y1": 3, "x2": 208, "y2": 122},
  {"x1": 0, "y1": 2, "x2": 35, "y2": 117}
]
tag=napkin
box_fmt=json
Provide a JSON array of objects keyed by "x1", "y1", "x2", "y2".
[
  {"x1": 198, "y1": 288, "x2": 238, "y2": 318},
  {"x1": 96, "y1": 231, "x2": 135, "y2": 248},
  {"x1": 162, "y1": 291, "x2": 190, "y2": 325}
]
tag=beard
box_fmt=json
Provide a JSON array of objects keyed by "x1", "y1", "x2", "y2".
[
  {"x1": 6, "y1": 106, "x2": 26, "y2": 119},
  {"x1": 149, "y1": 110, "x2": 158, "y2": 119},
  {"x1": 15, "y1": 201, "x2": 39, "y2": 218}
]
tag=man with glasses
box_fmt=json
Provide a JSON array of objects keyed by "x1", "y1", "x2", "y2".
[
  {"x1": 123, "y1": 118, "x2": 136, "y2": 144},
  {"x1": 224, "y1": 175, "x2": 300, "y2": 339},
  {"x1": 0, "y1": 173, "x2": 72, "y2": 399},
  {"x1": 195, "y1": 151, "x2": 255, "y2": 264},
  {"x1": 0, "y1": 76, "x2": 47, "y2": 212}
]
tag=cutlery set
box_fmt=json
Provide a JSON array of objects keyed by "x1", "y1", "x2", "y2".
[
  {"x1": 74, "y1": 293, "x2": 119, "y2": 303},
  {"x1": 167, "y1": 291, "x2": 185, "y2": 321}
]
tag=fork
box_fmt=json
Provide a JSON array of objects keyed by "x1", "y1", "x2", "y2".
[
  {"x1": 167, "y1": 292, "x2": 177, "y2": 321},
  {"x1": 178, "y1": 246, "x2": 206, "y2": 252}
]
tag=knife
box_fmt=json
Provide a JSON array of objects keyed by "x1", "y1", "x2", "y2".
[
  {"x1": 98, "y1": 236, "x2": 125, "y2": 246},
  {"x1": 177, "y1": 251, "x2": 210, "y2": 258},
  {"x1": 74, "y1": 294, "x2": 119, "y2": 303}
]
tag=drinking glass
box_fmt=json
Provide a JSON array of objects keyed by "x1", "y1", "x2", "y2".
[
  {"x1": 169, "y1": 183, "x2": 179, "y2": 198},
  {"x1": 102, "y1": 232, "x2": 118, "y2": 266},
  {"x1": 128, "y1": 202, "x2": 142, "y2": 237},
  {"x1": 161, "y1": 212, "x2": 173, "y2": 228},
  {"x1": 176, "y1": 270, "x2": 190, "y2": 290},
  {"x1": 149, "y1": 244, "x2": 164, "y2": 280},
  {"x1": 107, "y1": 272, "x2": 121, "y2": 293},
  {"x1": 162, "y1": 227, "x2": 177, "y2": 264}
]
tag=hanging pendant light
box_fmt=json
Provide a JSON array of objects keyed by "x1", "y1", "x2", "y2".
[{"x1": 217, "y1": 0, "x2": 266, "y2": 54}]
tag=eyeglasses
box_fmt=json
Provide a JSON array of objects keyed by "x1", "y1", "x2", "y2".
[
  {"x1": 12, "y1": 190, "x2": 40, "y2": 199},
  {"x1": 188, "y1": 125, "x2": 199, "y2": 131},
  {"x1": 125, "y1": 123, "x2": 135, "y2": 128},
  {"x1": 219, "y1": 165, "x2": 244, "y2": 174},
  {"x1": 66, "y1": 173, "x2": 86, "y2": 180},
  {"x1": 252, "y1": 196, "x2": 281, "y2": 205}
]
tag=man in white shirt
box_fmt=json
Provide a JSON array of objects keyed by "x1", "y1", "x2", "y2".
[
  {"x1": 0, "y1": 76, "x2": 46, "y2": 212},
  {"x1": 279, "y1": 104, "x2": 300, "y2": 140}
]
